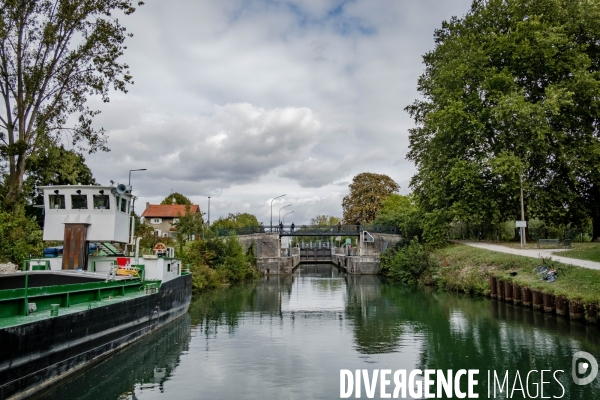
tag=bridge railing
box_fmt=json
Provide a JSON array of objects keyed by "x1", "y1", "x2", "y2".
[{"x1": 215, "y1": 225, "x2": 398, "y2": 237}]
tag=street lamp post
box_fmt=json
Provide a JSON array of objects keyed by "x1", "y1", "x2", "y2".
[
  {"x1": 279, "y1": 204, "x2": 292, "y2": 224},
  {"x1": 128, "y1": 168, "x2": 147, "y2": 185},
  {"x1": 282, "y1": 211, "x2": 294, "y2": 224},
  {"x1": 270, "y1": 194, "x2": 286, "y2": 231}
]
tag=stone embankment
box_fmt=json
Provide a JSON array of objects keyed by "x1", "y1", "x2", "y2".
[{"x1": 0, "y1": 263, "x2": 17, "y2": 274}]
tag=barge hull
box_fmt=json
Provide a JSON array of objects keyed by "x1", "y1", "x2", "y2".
[{"x1": 0, "y1": 274, "x2": 192, "y2": 400}]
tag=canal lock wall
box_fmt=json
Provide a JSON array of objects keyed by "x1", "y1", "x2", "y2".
[{"x1": 488, "y1": 276, "x2": 599, "y2": 325}]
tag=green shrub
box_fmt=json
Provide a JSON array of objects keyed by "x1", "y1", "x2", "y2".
[
  {"x1": 180, "y1": 231, "x2": 259, "y2": 293},
  {"x1": 0, "y1": 210, "x2": 43, "y2": 266},
  {"x1": 380, "y1": 238, "x2": 437, "y2": 285}
]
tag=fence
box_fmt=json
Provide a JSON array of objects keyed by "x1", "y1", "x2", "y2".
[{"x1": 448, "y1": 222, "x2": 593, "y2": 242}]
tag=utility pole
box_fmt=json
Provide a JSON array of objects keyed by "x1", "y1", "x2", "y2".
[{"x1": 520, "y1": 174, "x2": 526, "y2": 248}]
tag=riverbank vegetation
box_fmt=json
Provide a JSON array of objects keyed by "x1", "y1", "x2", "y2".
[
  {"x1": 382, "y1": 241, "x2": 600, "y2": 305},
  {"x1": 181, "y1": 231, "x2": 259, "y2": 294}
]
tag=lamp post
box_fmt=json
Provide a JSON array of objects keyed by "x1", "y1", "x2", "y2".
[
  {"x1": 270, "y1": 194, "x2": 285, "y2": 231},
  {"x1": 282, "y1": 211, "x2": 294, "y2": 224},
  {"x1": 128, "y1": 168, "x2": 147, "y2": 185},
  {"x1": 279, "y1": 204, "x2": 292, "y2": 224},
  {"x1": 208, "y1": 196, "x2": 211, "y2": 226}
]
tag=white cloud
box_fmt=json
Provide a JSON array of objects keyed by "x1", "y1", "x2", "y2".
[{"x1": 82, "y1": 0, "x2": 473, "y2": 222}]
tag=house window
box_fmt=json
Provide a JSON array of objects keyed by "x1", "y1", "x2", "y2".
[
  {"x1": 120, "y1": 197, "x2": 128, "y2": 213},
  {"x1": 154, "y1": 230, "x2": 161, "y2": 236},
  {"x1": 49, "y1": 194, "x2": 65, "y2": 209},
  {"x1": 172, "y1": 218, "x2": 179, "y2": 224},
  {"x1": 93, "y1": 195, "x2": 110, "y2": 209},
  {"x1": 162, "y1": 232, "x2": 168, "y2": 238},
  {"x1": 167, "y1": 263, "x2": 171, "y2": 272},
  {"x1": 71, "y1": 194, "x2": 88, "y2": 209},
  {"x1": 151, "y1": 218, "x2": 162, "y2": 224}
]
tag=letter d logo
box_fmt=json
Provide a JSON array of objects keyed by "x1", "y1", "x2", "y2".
[{"x1": 572, "y1": 351, "x2": 598, "y2": 385}]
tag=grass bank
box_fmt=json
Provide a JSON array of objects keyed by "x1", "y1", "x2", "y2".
[{"x1": 431, "y1": 243, "x2": 600, "y2": 305}]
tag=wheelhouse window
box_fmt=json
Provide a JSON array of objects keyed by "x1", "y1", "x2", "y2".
[
  {"x1": 93, "y1": 195, "x2": 110, "y2": 209},
  {"x1": 71, "y1": 194, "x2": 88, "y2": 209},
  {"x1": 49, "y1": 194, "x2": 65, "y2": 209},
  {"x1": 120, "y1": 197, "x2": 128, "y2": 213}
]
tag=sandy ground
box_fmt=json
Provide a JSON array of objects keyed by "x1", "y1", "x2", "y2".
[{"x1": 455, "y1": 241, "x2": 600, "y2": 271}]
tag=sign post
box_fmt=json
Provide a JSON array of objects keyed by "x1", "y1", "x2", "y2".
[{"x1": 516, "y1": 221, "x2": 527, "y2": 248}]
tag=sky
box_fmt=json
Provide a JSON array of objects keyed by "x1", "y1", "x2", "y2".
[{"x1": 82, "y1": 0, "x2": 473, "y2": 225}]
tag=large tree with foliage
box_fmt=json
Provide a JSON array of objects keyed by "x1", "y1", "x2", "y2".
[
  {"x1": 407, "y1": 0, "x2": 600, "y2": 240},
  {"x1": 211, "y1": 213, "x2": 259, "y2": 231},
  {"x1": 161, "y1": 192, "x2": 191, "y2": 206},
  {"x1": 172, "y1": 204, "x2": 204, "y2": 252},
  {"x1": 342, "y1": 172, "x2": 399, "y2": 224},
  {"x1": 0, "y1": 0, "x2": 142, "y2": 208}
]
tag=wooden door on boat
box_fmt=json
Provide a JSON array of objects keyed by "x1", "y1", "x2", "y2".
[{"x1": 62, "y1": 223, "x2": 90, "y2": 270}]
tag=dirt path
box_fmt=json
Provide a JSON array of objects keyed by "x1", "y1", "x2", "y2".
[{"x1": 455, "y1": 241, "x2": 600, "y2": 271}]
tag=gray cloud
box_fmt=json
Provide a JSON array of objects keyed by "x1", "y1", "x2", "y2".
[{"x1": 81, "y1": 0, "x2": 473, "y2": 221}]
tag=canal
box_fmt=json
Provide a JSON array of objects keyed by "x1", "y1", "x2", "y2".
[{"x1": 44, "y1": 264, "x2": 600, "y2": 399}]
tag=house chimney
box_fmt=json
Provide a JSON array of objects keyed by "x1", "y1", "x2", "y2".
[
  {"x1": 146, "y1": 202, "x2": 150, "y2": 209},
  {"x1": 172, "y1": 197, "x2": 176, "y2": 205}
]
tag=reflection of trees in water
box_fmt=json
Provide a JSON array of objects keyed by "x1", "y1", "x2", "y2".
[
  {"x1": 43, "y1": 315, "x2": 192, "y2": 400},
  {"x1": 190, "y1": 267, "x2": 600, "y2": 399},
  {"x1": 377, "y1": 286, "x2": 600, "y2": 399},
  {"x1": 345, "y1": 276, "x2": 406, "y2": 354},
  {"x1": 190, "y1": 277, "x2": 294, "y2": 334}
]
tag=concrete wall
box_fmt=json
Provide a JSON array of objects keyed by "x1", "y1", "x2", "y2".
[
  {"x1": 238, "y1": 233, "x2": 280, "y2": 257},
  {"x1": 359, "y1": 232, "x2": 403, "y2": 256},
  {"x1": 256, "y1": 255, "x2": 300, "y2": 274},
  {"x1": 332, "y1": 254, "x2": 380, "y2": 275}
]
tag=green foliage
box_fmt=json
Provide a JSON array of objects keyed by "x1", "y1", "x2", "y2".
[
  {"x1": 0, "y1": 210, "x2": 42, "y2": 265},
  {"x1": 434, "y1": 243, "x2": 600, "y2": 303},
  {"x1": 342, "y1": 172, "x2": 399, "y2": 224},
  {"x1": 210, "y1": 212, "x2": 259, "y2": 231},
  {"x1": 134, "y1": 215, "x2": 175, "y2": 252},
  {"x1": 173, "y1": 204, "x2": 204, "y2": 252},
  {"x1": 161, "y1": 193, "x2": 192, "y2": 206},
  {"x1": 406, "y1": 0, "x2": 600, "y2": 238},
  {"x1": 380, "y1": 238, "x2": 437, "y2": 285},
  {"x1": 374, "y1": 194, "x2": 423, "y2": 239},
  {"x1": 421, "y1": 210, "x2": 450, "y2": 247},
  {"x1": 22, "y1": 142, "x2": 96, "y2": 223},
  {"x1": 0, "y1": 0, "x2": 142, "y2": 206},
  {"x1": 181, "y1": 231, "x2": 259, "y2": 294},
  {"x1": 310, "y1": 215, "x2": 341, "y2": 225}
]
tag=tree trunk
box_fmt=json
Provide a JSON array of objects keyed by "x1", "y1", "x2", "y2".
[
  {"x1": 593, "y1": 214, "x2": 600, "y2": 242},
  {"x1": 5, "y1": 153, "x2": 27, "y2": 210}
]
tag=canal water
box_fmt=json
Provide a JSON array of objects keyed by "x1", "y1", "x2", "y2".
[{"x1": 44, "y1": 264, "x2": 600, "y2": 399}]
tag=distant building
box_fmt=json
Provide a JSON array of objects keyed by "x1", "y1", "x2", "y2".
[{"x1": 141, "y1": 203, "x2": 201, "y2": 238}]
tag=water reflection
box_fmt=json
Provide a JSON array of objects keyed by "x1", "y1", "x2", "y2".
[
  {"x1": 45, "y1": 264, "x2": 600, "y2": 399},
  {"x1": 43, "y1": 314, "x2": 191, "y2": 400}
]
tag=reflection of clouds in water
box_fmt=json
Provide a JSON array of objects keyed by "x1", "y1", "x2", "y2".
[
  {"x1": 449, "y1": 310, "x2": 468, "y2": 335},
  {"x1": 283, "y1": 277, "x2": 347, "y2": 312}
]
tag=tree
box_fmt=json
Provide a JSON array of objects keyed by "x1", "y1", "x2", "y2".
[
  {"x1": 342, "y1": 172, "x2": 399, "y2": 224},
  {"x1": 0, "y1": 0, "x2": 142, "y2": 208},
  {"x1": 374, "y1": 194, "x2": 422, "y2": 239},
  {"x1": 173, "y1": 204, "x2": 204, "y2": 253},
  {"x1": 22, "y1": 141, "x2": 96, "y2": 224},
  {"x1": 210, "y1": 213, "x2": 259, "y2": 231},
  {"x1": 310, "y1": 215, "x2": 341, "y2": 226},
  {"x1": 406, "y1": 0, "x2": 600, "y2": 240},
  {"x1": 161, "y1": 192, "x2": 191, "y2": 206}
]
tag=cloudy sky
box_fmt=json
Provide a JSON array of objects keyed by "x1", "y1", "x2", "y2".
[{"x1": 84, "y1": 0, "x2": 473, "y2": 224}]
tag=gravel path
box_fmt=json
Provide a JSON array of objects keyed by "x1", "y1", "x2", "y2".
[{"x1": 455, "y1": 241, "x2": 600, "y2": 271}]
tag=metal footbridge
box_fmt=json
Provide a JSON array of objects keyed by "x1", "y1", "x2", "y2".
[{"x1": 216, "y1": 225, "x2": 397, "y2": 237}]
